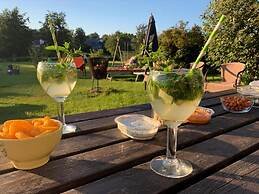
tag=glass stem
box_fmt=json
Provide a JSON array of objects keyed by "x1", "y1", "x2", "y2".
[
  {"x1": 166, "y1": 123, "x2": 179, "y2": 160},
  {"x1": 58, "y1": 101, "x2": 66, "y2": 125}
]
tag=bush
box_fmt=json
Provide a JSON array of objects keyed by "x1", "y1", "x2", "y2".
[
  {"x1": 202, "y1": 0, "x2": 259, "y2": 83},
  {"x1": 159, "y1": 22, "x2": 204, "y2": 68}
]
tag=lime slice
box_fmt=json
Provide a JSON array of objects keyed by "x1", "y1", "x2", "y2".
[{"x1": 158, "y1": 89, "x2": 173, "y2": 104}]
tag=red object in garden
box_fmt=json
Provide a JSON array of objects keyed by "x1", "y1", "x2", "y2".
[
  {"x1": 73, "y1": 56, "x2": 86, "y2": 77},
  {"x1": 73, "y1": 57, "x2": 85, "y2": 71}
]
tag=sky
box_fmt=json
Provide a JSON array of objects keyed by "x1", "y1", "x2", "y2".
[{"x1": 1, "y1": 0, "x2": 211, "y2": 36}]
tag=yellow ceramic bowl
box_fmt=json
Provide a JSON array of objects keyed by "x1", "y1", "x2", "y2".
[{"x1": 0, "y1": 120, "x2": 62, "y2": 170}]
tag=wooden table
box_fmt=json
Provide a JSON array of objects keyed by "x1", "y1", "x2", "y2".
[{"x1": 1, "y1": 90, "x2": 259, "y2": 194}]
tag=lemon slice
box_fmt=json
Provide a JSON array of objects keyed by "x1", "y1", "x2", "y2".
[{"x1": 158, "y1": 89, "x2": 173, "y2": 104}]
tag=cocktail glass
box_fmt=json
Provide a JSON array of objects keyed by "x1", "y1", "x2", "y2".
[
  {"x1": 148, "y1": 69, "x2": 204, "y2": 178},
  {"x1": 37, "y1": 61, "x2": 78, "y2": 134}
]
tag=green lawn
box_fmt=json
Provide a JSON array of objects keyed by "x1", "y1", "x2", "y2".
[{"x1": 0, "y1": 62, "x2": 148, "y2": 123}]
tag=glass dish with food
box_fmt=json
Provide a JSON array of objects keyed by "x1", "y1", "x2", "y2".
[{"x1": 220, "y1": 95, "x2": 253, "y2": 113}]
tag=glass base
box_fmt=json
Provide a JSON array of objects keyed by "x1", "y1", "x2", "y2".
[
  {"x1": 150, "y1": 156, "x2": 193, "y2": 178},
  {"x1": 62, "y1": 124, "x2": 77, "y2": 134}
]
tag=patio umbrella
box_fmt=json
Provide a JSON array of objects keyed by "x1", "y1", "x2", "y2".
[{"x1": 142, "y1": 14, "x2": 158, "y2": 56}]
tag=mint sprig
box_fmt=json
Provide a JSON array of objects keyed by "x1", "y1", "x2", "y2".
[
  {"x1": 46, "y1": 18, "x2": 83, "y2": 64},
  {"x1": 149, "y1": 69, "x2": 204, "y2": 102}
]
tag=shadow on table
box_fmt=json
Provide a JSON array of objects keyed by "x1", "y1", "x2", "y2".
[
  {"x1": 0, "y1": 103, "x2": 46, "y2": 122},
  {"x1": 25, "y1": 132, "x2": 257, "y2": 193},
  {"x1": 144, "y1": 127, "x2": 240, "y2": 158},
  {"x1": 28, "y1": 156, "x2": 258, "y2": 194},
  {"x1": 180, "y1": 172, "x2": 259, "y2": 194},
  {"x1": 28, "y1": 157, "x2": 135, "y2": 193}
]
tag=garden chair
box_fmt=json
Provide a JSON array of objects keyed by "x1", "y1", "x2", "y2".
[
  {"x1": 7, "y1": 65, "x2": 20, "y2": 75},
  {"x1": 205, "y1": 62, "x2": 246, "y2": 92},
  {"x1": 7, "y1": 64, "x2": 13, "y2": 75}
]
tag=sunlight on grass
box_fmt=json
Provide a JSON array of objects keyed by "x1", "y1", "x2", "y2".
[{"x1": 0, "y1": 62, "x2": 148, "y2": 122}]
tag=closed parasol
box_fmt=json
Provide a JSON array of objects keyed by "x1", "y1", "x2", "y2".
[{"x1": 142, "y1": 14, "x2": 158, "y2": 56}]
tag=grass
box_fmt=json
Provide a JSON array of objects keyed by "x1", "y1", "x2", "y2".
[
  {"x1": 0, "y1": 62, "x2": 148, "y2": 123},
  {"x1": 0, "y1": 61, "x2": 222, "y2": 123},
  {"x1": 206, "y1": 75, "x2": 221, "y2": 82}
]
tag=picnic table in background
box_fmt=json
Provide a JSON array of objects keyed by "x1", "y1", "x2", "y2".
[
  {"x1": 0, "y1": 89, "x2": 259, "y2": 193},
  {"x1": 107, "y1": 66, "x2": 144, "y2": 74},
  {"x1": 133, "y1": 71, "x2": 147, "y2": 82},
  {"x1": 107, "y1": 66, "x2": 146, "y2": 82}
]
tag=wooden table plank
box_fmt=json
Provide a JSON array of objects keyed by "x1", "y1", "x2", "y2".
[
  {"x1": 65, "y1": 109, "x2": 152, "y2": 137},
  {"x1": 0, "y1": 102, "x2": 234, "y2": 172},
  {"x1": 0, "y1": 104, "x2": 226, "y2": 175},
  {"x1": 0, "y1": 127, "x2": 130, "y2": 175},
  {"x1": 203, "y1": 89, "x2": 235, "y2": 99},
  {"x1": 64, "y1": 96, "x2": 227, "y2": 138},
  {"x1": 65, "y1": 122, "x2": 259, "y2": 194},
  {"x1": 68, "y1": 103, "x2": 227, "y2": 138},
  {"x1": 200, "y1": 97, "x2": 221, "y2": 107},
  {"x1": 1, "y1": 117, "x2": 259, "y2": 194},
  {"x1": 54, "y1": 105, "x2": 235, "y2": 160},
  {"x1": 180, "y1": 149, "x2": 259, "y2": 194},
  {"x1": 52, "y1": 109, "x2": 259, "y2": 161},
  {"x1": 64, "y1": 91, "x2": 233, "y2": 124},
  {"x1": 0, "y1": 140, "x2": 164, "y2": 194},
  {"x1": 0, "y1": 105, "x2": 254, "y2": 175},
  {"x1": 0, "y1": 93, "x2": 237, "y2": 192},
  {"x1": 65, "y1": 104, "x2": 151, "y2": 123}
]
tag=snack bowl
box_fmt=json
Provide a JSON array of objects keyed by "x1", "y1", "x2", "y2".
[
  {"x1": 187, "y1": 107, "x2": 215, "y2": 124},
  {"x1": 115, "y1": 114, "x2": 161, "y2": 140},
  {"x1": 0, "y1": 120, "x2": 62, "y2": 170},
  {"x1": 237, "y1": 85, "x2": 259, "y2": 107},
  {"x1": 220, "y1": 95, "x2": 253, "y2": 113}
]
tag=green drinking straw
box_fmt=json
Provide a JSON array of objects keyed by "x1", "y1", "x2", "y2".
[
  {"x1": 192, "y1": 15, "x2": 226, "y2": 69},
  {"x1": 48, "y1": 18, "x2": 61, "y2": 62}
]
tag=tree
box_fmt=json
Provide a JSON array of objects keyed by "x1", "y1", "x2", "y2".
[
  {"x1": 103, "y1": 31, "x2": 135, "y2": 59},
  {"x1": 186, "y1": 25, "x2": 205, "y2": 62},
  {"x1": 0, "y1": 7, "x2": 32, "y2": 58},
  {"x1": 159, "y1": 21, "x2": 204, "y2": 67},
  {"x1": 86, "y1": 32, "x2": 100, "y2": 40},
  {"x1": 85, "y1": 32, "x2": 102, "y2": 51},
  {"x1": 202, "y1": 0, "x2": 259, "y2": 83},
  {"x1": 132, "y1": 24, "x2": 147, "y2": 53},
  {"x1": 72, "y1": 27, "x2": 88, "y2": 52},
  {"x1": 101, "y1": 34, "x2": 111, "y2": 55},
  {"x1": 39, "y1": 12, "x2": 72, "y2": 46}
]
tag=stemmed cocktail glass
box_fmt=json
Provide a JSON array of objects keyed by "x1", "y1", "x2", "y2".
[
  {"x1": 37, "y1": 61, "x2": 78, "y2": 134},
  {"x1": 148, "y1": 69, "x2": 204, "y2": 178}
]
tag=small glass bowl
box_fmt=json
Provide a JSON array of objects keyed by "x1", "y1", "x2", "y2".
[
  {"x1": 220, "y1": 95, "x2": 254, "y2": 113},
  {"x1": 115, "y1": 114, "x2": 161, "y2": 140},
  {"x1": 237, "y1": 85, "x2": 259, "y2": 107}
]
